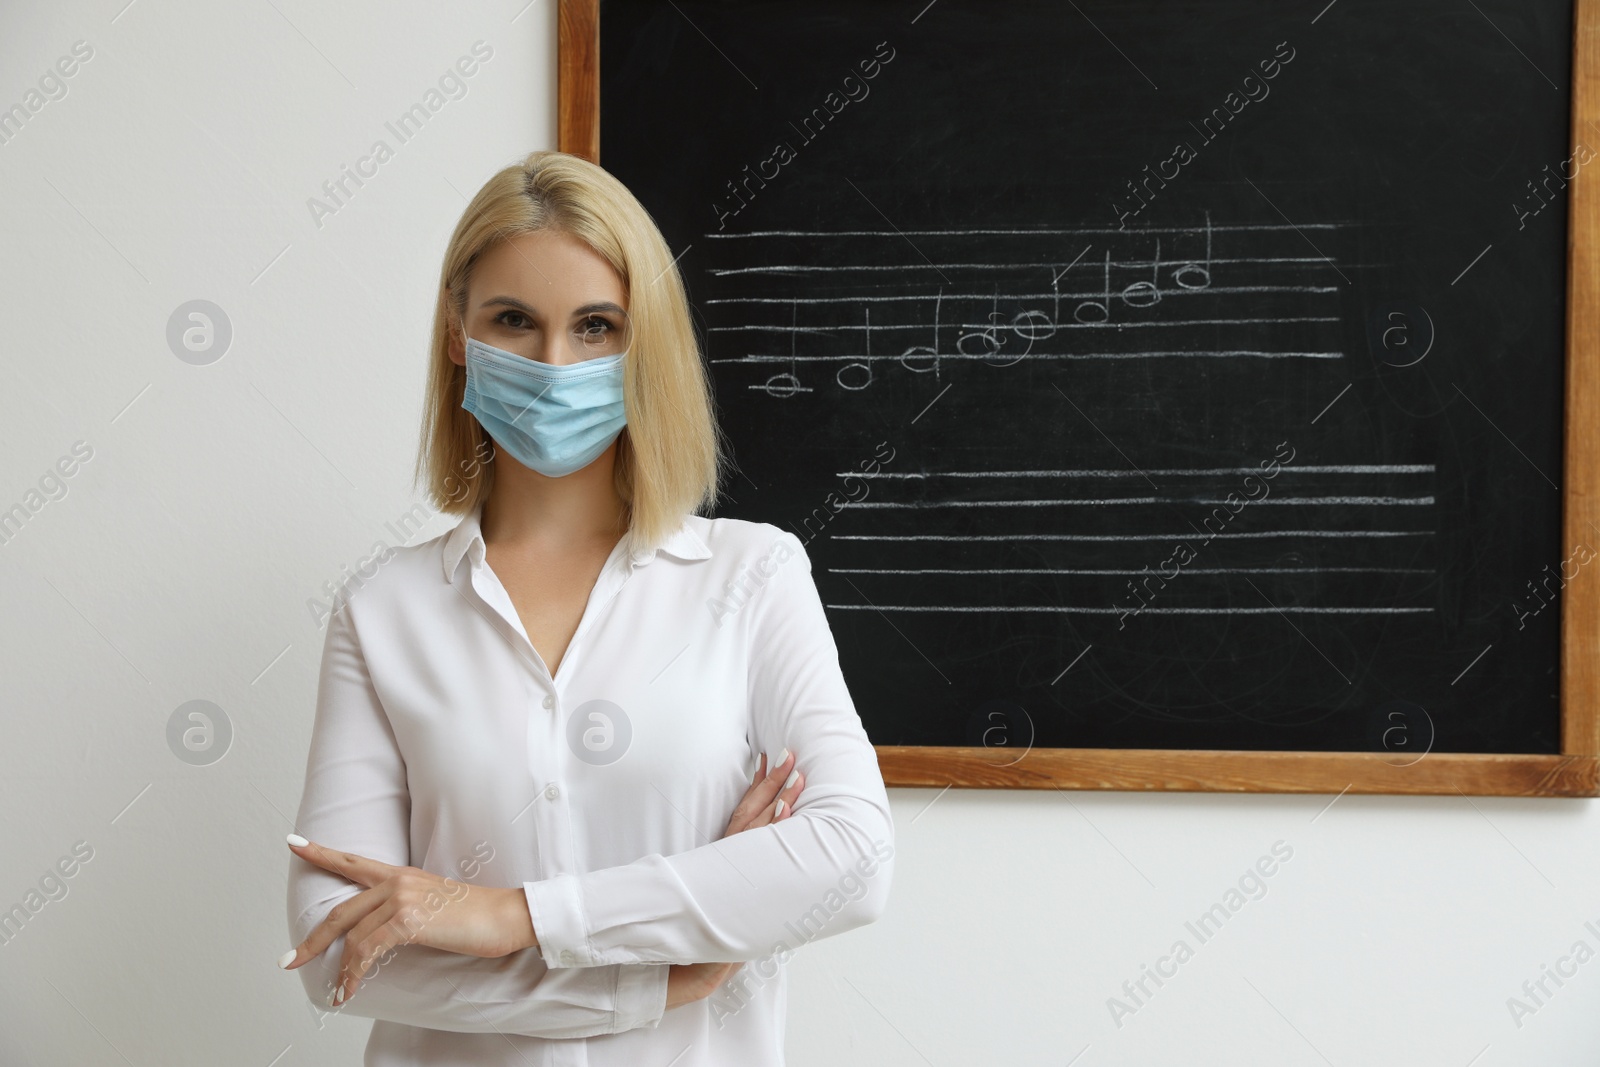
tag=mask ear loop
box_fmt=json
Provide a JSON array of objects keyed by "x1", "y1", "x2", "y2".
[
  {"x1": 455, "y1": 309, "x2": 480, "y2": 374},
  {"x1": 455, "y1": 321, "x2": 499, "y2": 473}
]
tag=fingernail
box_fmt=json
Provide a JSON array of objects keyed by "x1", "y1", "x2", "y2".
[
  {"x1": 783, "y1": 768, "x2": 799, "y2": 790},
  {"x1": 277, "y1": 949, "x2": 297, "y2": 969},
  {"x1": 774, "y1": 799, "x2": 786, "y2": 818},
  {"x1": 331, "y1": 981, "x2": 346, "y2": 1007},
  {"x1": 287, "y1": 833, "x2": 309, "y2": 847},
  {"x1": 772, "y1": 748, "x2": 790, "y2": 771}
]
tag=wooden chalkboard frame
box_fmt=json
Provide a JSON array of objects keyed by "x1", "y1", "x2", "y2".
[{"x1": 560, "y1": 0, "x2": 1600, "y2": 796}]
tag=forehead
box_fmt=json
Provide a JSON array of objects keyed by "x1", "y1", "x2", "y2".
[{"x1": 470, "y1": 229, "x2": 627, "y2": 311}]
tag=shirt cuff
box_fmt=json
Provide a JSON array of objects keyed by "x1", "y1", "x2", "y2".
[
  {"x1": 524, "y1": 876, "x2": 591, "y2": 968},
  {"x1": 613, "y1": 962, "x2": 670, "y2": 1031}
]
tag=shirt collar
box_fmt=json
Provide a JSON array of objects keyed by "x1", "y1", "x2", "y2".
[{"x1": 441, "y1": 502, "x2": 712, "y2": 581}]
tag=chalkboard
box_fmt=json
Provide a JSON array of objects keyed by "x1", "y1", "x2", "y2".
[{"x1": 563, "y1": 0, "x2": 1600, "y2": 794}]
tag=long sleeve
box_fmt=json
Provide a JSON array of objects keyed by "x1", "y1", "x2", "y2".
[
  {"x1": 523, "y1": 530, "x2": 895, "y2": 967},
  {"x1": 286, "y1": 595, "x2": 669, "y2": 1039}
]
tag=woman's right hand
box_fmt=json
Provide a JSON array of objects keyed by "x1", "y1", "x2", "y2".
[{"x1": 664, "y1": 750, "x2": 806, "y2": 1009}]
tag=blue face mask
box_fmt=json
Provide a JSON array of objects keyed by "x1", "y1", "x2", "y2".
[{"x1": 461, "y1": 338, "x2": 628, "y2": 478}]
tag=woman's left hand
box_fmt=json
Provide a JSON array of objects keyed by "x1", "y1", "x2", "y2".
[{"x1": 280, "y1": 837, "x2": 537, "y2": 1007}]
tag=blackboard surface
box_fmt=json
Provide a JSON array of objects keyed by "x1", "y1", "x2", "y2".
[{"x1": 600, "y1": 0, "x2": 1572, "y2": 755}]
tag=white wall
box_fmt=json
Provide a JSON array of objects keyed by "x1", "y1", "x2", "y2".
[{"x1": 1, "y1": 3, "x2": 1596, "y2": 1064}]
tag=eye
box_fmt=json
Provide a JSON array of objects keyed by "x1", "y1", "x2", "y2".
[
  {"x1": 577, "y1": 315, "x2": 617, "y2": 340},
  {"x1": 494, "y1": 309, "x2": 534, "y2": 329}
]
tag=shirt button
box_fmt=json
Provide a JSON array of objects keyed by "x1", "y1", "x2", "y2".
[
  {"x1": 542, "y1": 695, "x2": 555, "y2": 709},
  {"x1": 560, "y1": 949, "x2": 577, "y2": 965},
  {"x1": 545, "y1": 784, "x2": 560, "y2": 800}
]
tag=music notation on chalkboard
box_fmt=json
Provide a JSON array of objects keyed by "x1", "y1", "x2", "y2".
[
  {"x1": 705, "y1": 214, "x2": 1356, "y2": 397},
  {"x1": 699, "y1": 213, "x2": 1431, "y2": 623}
]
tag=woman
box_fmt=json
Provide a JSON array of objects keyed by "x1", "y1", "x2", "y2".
[{"x1": 279, "y1": 149, "x2": 895, "y2": 1066}]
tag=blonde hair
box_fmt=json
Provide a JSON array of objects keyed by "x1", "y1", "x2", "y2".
[{"x1": 414, "y1": 150, "x2": 726, "y2": 553}]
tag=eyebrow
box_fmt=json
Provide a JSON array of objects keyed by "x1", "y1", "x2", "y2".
[{"x1": 480, "y1": 297, "x2": 627, "y2": 319}]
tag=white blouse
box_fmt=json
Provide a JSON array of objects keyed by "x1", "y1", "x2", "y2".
[{"x1": 286, "y1": 502, "x2": 895, "y2": 1066}]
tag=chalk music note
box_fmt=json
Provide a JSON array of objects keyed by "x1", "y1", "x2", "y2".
[
  {"x1": 838, "y1": 306, "x2": 875, "y2": 390},
  {"x1": 758, "y1": 297, "x2": 812, "y2": 397},
  {"x1": 1074, "y1": 251, "x2": 1112, "y2": 323},
  {"x1": 1120, "y1": 237, "x2": 1161, "y2": 308},
  {"x1": 994, "y1": 272, "x2": 1060, "y2": 369},
  {"x1": 962, "y1": 289, "x2": 1006, "y2": 359},
  {"x1": 899, "y1": 286, "x2": 943, "y2": 379},
  {"x1": 759, "y1": 372, "x2": 806, "y2": 397},
  {"x1": 1171, "y1": 211, "x2": 1213, "y2": 290}
]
